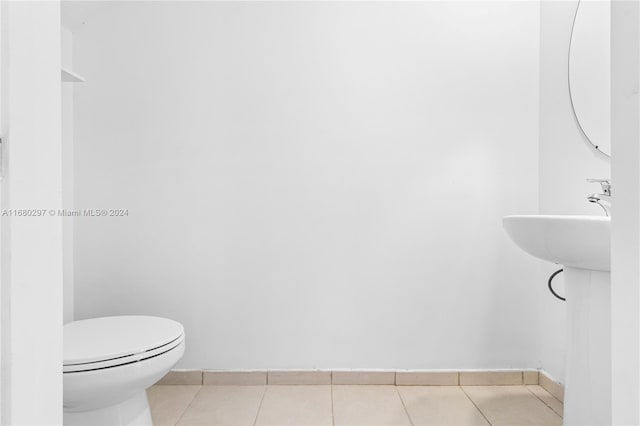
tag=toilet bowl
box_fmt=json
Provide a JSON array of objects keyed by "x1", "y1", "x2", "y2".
[{"x1": 63, "y1": 316, "x2": 185, "y2": 426}]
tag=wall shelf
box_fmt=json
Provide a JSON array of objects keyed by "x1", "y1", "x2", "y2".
[{"x1": 61, "y1": 67, "x2": 85, "y2": 83}]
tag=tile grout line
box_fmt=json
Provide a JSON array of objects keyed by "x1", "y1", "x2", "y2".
[
  {"x1": 459, "y1": 385, "x2": 493, "y2": 426},
  {"x1": 252, "y1": 385, "x2": 268, "y2": 426},
  {"x1": 538, "y1": 380, "x2": 565, "y2": 405},
  {"x1": 173, "y1": 385, "x2": 204, "y2": 426},
  {"x1": 525, "y1": 385, "x2": 564, "y2": 418},
  {"x1": 395, "y1": 385, "x2": 415, "y2": 426},
  {"x1": 330, "y1": 384, "x2": 335, "y2": 426},
  {"x1": 330, "y1": 370, "x2": 335, "y2": 426}
]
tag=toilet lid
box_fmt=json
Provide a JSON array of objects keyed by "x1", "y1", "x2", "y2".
[{"x1": 64, "y1": 316, "x2": 184, "y2": 373}]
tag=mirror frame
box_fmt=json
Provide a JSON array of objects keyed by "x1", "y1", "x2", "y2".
[{"x1": 568, "y1": 0, "x2": 611, "y2": 159}]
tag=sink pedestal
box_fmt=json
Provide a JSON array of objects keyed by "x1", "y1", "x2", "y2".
[{"x1": 563, "y1": 267, "x2": 611, "y2": 426}]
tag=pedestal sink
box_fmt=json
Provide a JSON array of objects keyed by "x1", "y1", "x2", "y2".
[{"x1": 503, "y1": 215, "x2": 611, "y2": 426}]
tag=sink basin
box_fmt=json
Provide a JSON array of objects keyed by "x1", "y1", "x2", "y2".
[{"x1": 503, "y1": 215, "x2": 610, "y2": 271}]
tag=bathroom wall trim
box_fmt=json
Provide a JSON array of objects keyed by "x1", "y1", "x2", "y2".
[
  {"x1": 157, "y1": 369, "x2": 563, "y2": 396},
  {"x1": 538, "y1": 371, "x2": 565, "y2": 403}
]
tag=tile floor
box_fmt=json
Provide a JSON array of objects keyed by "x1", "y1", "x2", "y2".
[{"x1": 147, "y1": 384, "x2": 563, "y2": 426}]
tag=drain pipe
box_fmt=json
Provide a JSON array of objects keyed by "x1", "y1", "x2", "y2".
[{"x1": 548, "y1": 269, "x2": 565, "y2": 301}]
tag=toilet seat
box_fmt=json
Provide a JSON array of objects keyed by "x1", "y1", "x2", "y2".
[{"x1": 64, "y1": 316, "x2": 184, "y2": 373}]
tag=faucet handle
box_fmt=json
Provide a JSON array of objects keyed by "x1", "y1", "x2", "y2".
[{"x1": 587, "y1": 178, "x2": 611, "y2": 195}]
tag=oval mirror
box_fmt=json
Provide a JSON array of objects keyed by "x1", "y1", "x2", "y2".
[{"x1": 568, "y1": 0, "x2": 611, "y2": 158}]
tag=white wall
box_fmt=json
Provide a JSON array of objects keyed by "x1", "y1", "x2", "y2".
[
  {"x1": 0, "y1": 1, "x2": 63, "y2": 423},
  {"x1": 539, "y1": 0, "x2": 610, "y2": 218},
  {"x1": 62, "y1": 26, "x2": 75, "y2": 324},
  {"x1": 72, "y1": 1, "x2": 543, "y2": 370},
  {"x1": 536, "y1": 0, "x2": 611, "y2": 383},
  {"x1": 611, "y1": 1, "x2": 640, "y2": 423}
]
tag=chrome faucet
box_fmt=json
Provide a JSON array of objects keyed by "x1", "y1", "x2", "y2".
[{"x1": 587, "y1": 178, "x2": 611, "y2": 216}]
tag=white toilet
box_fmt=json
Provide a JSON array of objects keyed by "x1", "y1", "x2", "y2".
[{"x1": 63, "y1": 316, "x2": 185, "y2": 426}]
